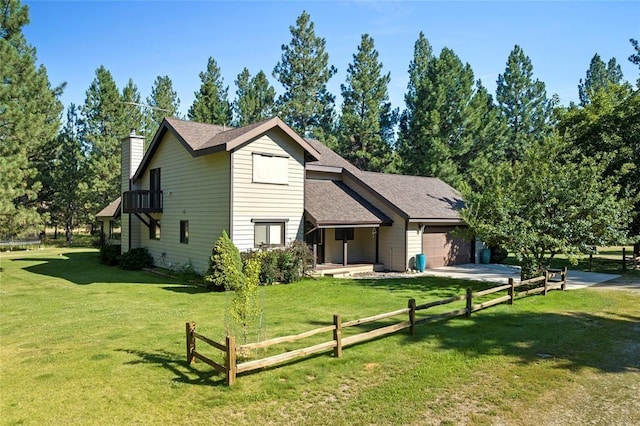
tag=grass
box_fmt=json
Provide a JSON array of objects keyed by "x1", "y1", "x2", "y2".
[{"x1": 1, "y1": 248, "x2": 639, "y2": 425}]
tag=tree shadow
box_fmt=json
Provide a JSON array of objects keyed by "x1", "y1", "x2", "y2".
[
  {"x1": 403, "y1": 309, "x2": 640, "y2": 374},
  {"x1": 352, "y1": 275, "x2": 495, "y2": 297},
  {"x1": 116, "y1": 348, "x2": 226, "y2": 387},
  {"x1": 15, "y1": 251, "x2": 183, "y2": 286}
]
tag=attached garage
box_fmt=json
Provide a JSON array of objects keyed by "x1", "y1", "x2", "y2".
[{"x1": 422, "y1": 226, "x2": 471, "y2": 268}]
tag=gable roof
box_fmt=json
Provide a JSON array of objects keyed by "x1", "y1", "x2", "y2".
[
  {"x1": 304, "y1": 139, "x2": 465, "y2": 223},
  {"x1": 96, "y1": 196, "x2": 121, "y2": 219},
  {"x1": 133, "y1": 117, "x2": 321, "y2": 181},
  {"x1": 305, "y1": 180, "x2": 392, "y2": 228},
  {"x1": 357, "y1": 172, "x2": 464, "y2": 222}
]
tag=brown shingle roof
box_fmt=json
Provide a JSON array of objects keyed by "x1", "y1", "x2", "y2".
[
  {"x1": 305, "y1": 180, "x2": 392, "y2": 227},
  {"x1": 305, "y1": 138, "x2": 360, "y2": 173},
  {"x1": 96, "y1": 197, "x2": 121, "y2": 219},
  {"x1": 134, "y1": 117, "x2": 320, "y2": 181},
  {"x1": 357, "y1": 171, "x2": 464, "y2": 221}
]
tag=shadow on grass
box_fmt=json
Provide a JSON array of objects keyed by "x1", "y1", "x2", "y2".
[
  {"x1": 15, "y1": 251, "x2": 183, "y2": 286},
  {"x1": 352, "y1": 276, "x2": 495, "y2": 296},
  {"x1": 116, "y1": 348, "x2": 226, "y2": 387},
  {"x1": 404, "y1": 309, "x2": 640, "y2": 374}
]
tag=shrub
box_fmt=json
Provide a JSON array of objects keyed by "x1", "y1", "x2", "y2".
[
  {"x1": 205, "y1": 230, "x2": 243, "y2": 291},
  {"x1": 260, "y1": 249, "x2": 281, "y2": 284},
  {"x1": 490, "y1": 246, "x2": 508, "y2": 264},
  {"x1": 99, "y1": 243, "x2": 121, "y2": 266},
  {"x1": 280, "y1": 240, "x2": 313, "y2": 283},
  {"x1": 119, "y1": 247, "x2": 153, "y2": 270},
  {"x1": 176, "y1": 259, "x2": 203, "y2": 284}
]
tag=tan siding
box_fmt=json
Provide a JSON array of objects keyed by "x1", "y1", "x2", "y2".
[
  {"x1": 342, "y1": 174, "x2": 407, "y2": 271},
  {"x1": 231, "y1": 130, "x2": 305, "y2": 251},
  {"x1": 134, "y1": 132, "x2": 230, "y2": 274},
  {"x1": 406, "y1": 223, "x2": 423, "y2": 270}
]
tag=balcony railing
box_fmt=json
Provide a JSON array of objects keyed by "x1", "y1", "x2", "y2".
[{"x1": 122, "y1": 190, "x2": 163, "y2": 213}]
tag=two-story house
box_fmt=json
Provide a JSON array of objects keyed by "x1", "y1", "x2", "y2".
[{"x1": 98, "y1": 117, "x2": 472, "y2": 274}]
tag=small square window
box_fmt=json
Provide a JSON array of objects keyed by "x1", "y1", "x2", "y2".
[
  {"x1": 254, "y1": 222, "x2": 285, "y2": 248},
  {"x1": 180, "y1": 220, "x2": 189, "y2": 244},
  {"x1": 335, "y1": 228, "x2": 354, "y2": 241}
]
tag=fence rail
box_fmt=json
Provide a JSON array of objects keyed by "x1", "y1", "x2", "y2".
[{"x1": 186, "y1": 267, "x2": 568, "y2": 386}]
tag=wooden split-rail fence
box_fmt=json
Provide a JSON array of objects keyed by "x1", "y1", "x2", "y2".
[
  {"x1": 186, "y1": 267, "x2": 567, "y2": 386},
  {"x1": 622, "y1": 247, "x2": 640, "y2": 272}
]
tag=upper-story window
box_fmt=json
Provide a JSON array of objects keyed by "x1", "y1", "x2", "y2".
[
  {"x1": 150, "y1": 168, "x2": 161, "y2": 209},
  {"x1": 252, "y1": 153, "x2": 288, "y2": 185}
]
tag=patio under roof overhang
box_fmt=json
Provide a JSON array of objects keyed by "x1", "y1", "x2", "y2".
[{"x1": 304, "y1": 179, "x2": 392, "y2": 230}]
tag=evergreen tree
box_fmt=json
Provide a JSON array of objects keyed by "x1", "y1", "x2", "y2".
[
  {"x1": 81, "y1": 65, "x2": 127, "y2": 218},
  {"x1": 146, "y1": 75, "x2": 180, "y2": 138},
  {"x1": 121, "y1": 78, "x2": 145, "y2": 137},
  {"x1": 188, "y1": 56, "x2": 232, "y2": 125},
  {"x1": 273, "y1": 11, "x2": 337, "y2": 140},
  {"x1": 337, "y1": 34, "x2": 397, "y2": 172},
  {"x1": 629, "y1": 39, "x2": 640, "y2": 69},
  {"x1": 397, "y1": 32, "x2": 434, "y2": 174},
  {"x1": 234, "y1": 68, "x2": 276, "y2": 126},
  {"x1": 578, "y1": 54, "x2": 624, "y2": 105},
  {"x1": 496, "y1": 45, "x2": 555, "y2": 162},
  {"x1": 50, "y1": 104, "x2": 87, "y2": 243},
  {"x1": 398, "y1": 44, "x2": 476, "y2": 186},
  {"x1": 0, "y1": 0, "x2": 63, "y2": 238}
]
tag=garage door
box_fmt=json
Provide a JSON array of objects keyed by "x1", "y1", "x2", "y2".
[{"x1": 422, "y1": 227, "x2": 471, "y2": 268}]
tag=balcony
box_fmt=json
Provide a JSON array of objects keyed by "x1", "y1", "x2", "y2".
[{"x1": 122, "y1": 190, "x2": 163, "y2": 213}]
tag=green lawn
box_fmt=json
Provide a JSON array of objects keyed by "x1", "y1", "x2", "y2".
[{"x1": 1, "y1": 248, "x2": 639, "y2": 425}]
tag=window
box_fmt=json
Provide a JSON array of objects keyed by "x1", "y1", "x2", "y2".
[
  {"x1": 254, "y1": 222, "x2": 285, "y2": 247},
  {"x1": 150, "y1": 220, "x2": 160, "y2": 240},
  {"x1": 252, "y1": 153, "x2": 288, "y2": 184},
  {"x1": 180, "y1": 220, "x2": 189, "y2": 244},
  {"x1": 335, "y1": 228, "x2": 354, "y2": 241},
  {"x1": 150, "y1": 168, "x2": 161, "y2": 209}
]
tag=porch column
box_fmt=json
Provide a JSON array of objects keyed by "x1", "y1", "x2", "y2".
[
  {"x1": 375, "y1": 228, "x2": 379, "y2": 264},
  {"x1": 313, "y1": 243, "x2": 318, "y2": 269},
  {"x1": 343, "y1": 239, "x2": 348, "y2": 266}
]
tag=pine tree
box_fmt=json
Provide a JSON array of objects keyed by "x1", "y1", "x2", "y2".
[
  {"x1": 496, "y1": 45, "x2": 555, "y2": 162},
  {"x1": 398, "y1": 44, "x2": 476, "y2": 186},
  {"x1": 146, "y1": 75, "x2": 180, "y2": 138},
  {"x1": 234, "y1": 68, "x2": 276, "y2": 126},
  {"x1": 188, "y1": 57, "x2": 232, "y2": 125},
  {"x1": 0, "y1": 0, "x2": 63, "y2": 238},
  {"x1": 397, "y1": 32, "x2": 434, "y2": 174},
  {"x1": 578, "y1": 54, "x2": 624, "y2": 105},
  {"x1": 121, "y1": 78, "x2": 145, "y2": 137},
  {"x1": 337, "y1": 34, "x2": 397, "y2": 172},
  {"x1": 50, "y1": 104, "x2": 87, "y2": 243},
  {"x1": 81, "y1": 65, "x2": 127, "y2": 218},
  {"x1": 273, "y1": 11, "x2": 337, "y2": 140}
]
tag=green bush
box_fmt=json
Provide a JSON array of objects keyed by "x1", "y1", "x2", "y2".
[
  {"x1": 490, "y1": 246, "x2": 508, "y2": 264},
  {"x1": 176, "y1": 259, "x2": 203, "y2": 284},
  {"x1": 205, "y1": 230, "x2": 243, "y2": 291},
  {"x1": 99, "y1": 243, "x2": 121, "y2": 266},
  {"x1": 119, "y1": 247, "x2": 153, "y2": 270}
]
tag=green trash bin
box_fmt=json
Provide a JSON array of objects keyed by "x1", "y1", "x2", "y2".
[{"x1": 481, "y1": 248, "x2": 491, "y2": 264}]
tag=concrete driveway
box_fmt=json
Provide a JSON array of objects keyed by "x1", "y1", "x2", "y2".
[{"x1": 420, "y1": 263, "x2": 621, "y2": 290}]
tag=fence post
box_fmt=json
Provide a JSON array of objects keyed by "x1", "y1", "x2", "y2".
[
  {"x1": 186, "y1": 322, "x2": 195, "y2": 365},
  {"x1": 561, "y1": 266, "x2": 567, "y2": 291},
  {"x1": 226, "y1": 335, "x2": 236, "y2": 386},
  {"x1": 543, "y1": 269, "x2": 549, "y2": 296},
  {"x1": 508, "y1": 278, "x2": 514, "y2": 305},
  {"x1": 408, "y1": 299, "x2": 416, "y2": 336},
  {"x1": 333, "y1": 314, "x2": 342, "y2": 358},
  {"x1": 466, "y1": 287, "x2": 473, "y2": 318},
  {"x1": 622, "y1": 247, "x2": 627, "y2": 272}
]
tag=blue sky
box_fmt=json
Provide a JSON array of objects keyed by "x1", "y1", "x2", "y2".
[{"x1": 24, "y1": 1, "x2": 640, "y2": 118}]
